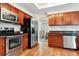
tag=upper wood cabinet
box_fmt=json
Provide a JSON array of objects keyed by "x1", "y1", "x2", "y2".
[
  {"x1": 0, "y1": 3, "x2": 10, "y2": 10},
  {"x1": 49, "y1": 14, "x2": 56, "y2": 26},
  {"x1": 70, "y1": 12, "x2": 79, "y2": 25},
  {"x1": 55, "y1": 14, "x2": 63, "y2": 25},
  {"x1": 24, "y1": 13, "x2": 31, "y2": 19},
  {"x1": 11, "y1": 5, "x2": 18, "y2": 14},
  {"x1": 0, "y1": 36, "x2": 6, "y2": 56},
  {"x1": 18, "y1": 10, "x2": 24, "y2": 25},
  {"x1": 63, "y1": 12, "x2": 71, "y2": 25}
]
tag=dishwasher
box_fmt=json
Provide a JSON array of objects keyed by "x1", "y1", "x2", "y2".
[{"x1": 63, "y1": 33, "x2": 76, "y2": 49}]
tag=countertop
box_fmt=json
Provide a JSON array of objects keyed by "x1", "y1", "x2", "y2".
[{"x1": 48, "y1": 31, "x2": 78, "y2": 36}]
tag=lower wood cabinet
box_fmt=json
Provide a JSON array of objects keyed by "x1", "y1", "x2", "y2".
[
  {"x1": 48, "y1": 33, "x2": 63, "y2": 48},
  {"x1": 76, "y1": 34, "x2": 79, "y2": 49},
  {"x1": 23, "y1": 33, "x2": 28, "y2": 51},
  {"x1": 0, "y1": 36, "x2": 6, "y2": 56}
]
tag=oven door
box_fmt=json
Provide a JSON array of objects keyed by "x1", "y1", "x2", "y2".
[
  {"x1": 1, "y1": 8, "x2": 18, "y2": 23},
  {"x1": 6, "y1": 35, "x2": 22, "y2": 54}
]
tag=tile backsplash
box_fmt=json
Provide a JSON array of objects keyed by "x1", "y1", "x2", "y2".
[
  {"x1": 49, "y1": 25, "x2": 79, "y2": 31},
  {"x1": 0, "y1": 21, "x2": 21, "y2": 31}
]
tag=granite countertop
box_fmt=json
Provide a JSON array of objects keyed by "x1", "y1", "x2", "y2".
[{"x1": 48, "y1": 31, "x2": 78, "y2": 36}]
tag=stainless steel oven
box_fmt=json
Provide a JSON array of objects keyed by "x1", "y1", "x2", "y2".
[
  {"x1": 0, "y1": 8, "x2": 18, "y2": 23},
  {"x1": 6, "y1": 35, "x2": 23, "y2": 56}
]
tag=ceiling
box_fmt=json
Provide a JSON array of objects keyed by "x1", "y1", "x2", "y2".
[
  {"x1": 34, "y1": 3, "x2": 68, "y2": 9},
  {"x1": 10, "y1": 3, "x2": 79, "y2": 18}
]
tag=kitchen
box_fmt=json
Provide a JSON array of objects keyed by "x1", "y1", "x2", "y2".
[{"x1": 0, "y1": 3, "x2": 79, "y2": 56}]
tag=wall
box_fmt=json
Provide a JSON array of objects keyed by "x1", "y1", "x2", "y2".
[
  {"x1": 38, "y1": 17, "x2": 49, "y2": 42},
  {"x1": 49, "y1": 25, "x2": 79, "y2": 31},
  {"x1": 0, "y1": 21, "x2": 21, "y2": 31}
]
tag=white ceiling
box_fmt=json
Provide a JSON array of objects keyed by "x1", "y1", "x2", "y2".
[
  {"x1": 34, "y1": 3, "x2": 68, "y2": 9},
  {"x1": 10, "y1": 3, "x2": 79, "y2": 18}
]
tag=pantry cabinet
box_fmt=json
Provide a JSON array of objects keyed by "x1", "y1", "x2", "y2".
[
  {"x1": 0, "y1": 36, "x2": 6, "y2": 56},
  {"x1": 18, "y1": 10, "x2": 24, "y2": 25},
  {"x1": 48, "y1": 33, "x2": 63, "y2": 48},
  {"x1": 0, "y1": 3, "x2": 10, "y2": 10},
  {"x1": 23, "y1": 33, "x2": 28, "y2": 50}
]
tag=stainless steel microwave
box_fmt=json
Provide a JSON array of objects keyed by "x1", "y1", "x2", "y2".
[{"x1": 0, "y1": 8, "x2": 18, "y2": 23}]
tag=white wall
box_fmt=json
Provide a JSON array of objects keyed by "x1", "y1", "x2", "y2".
[
  {"x1": 49, "y1": 25, "x2": 79, "y2": 31},
  {"x1": 38, "y1": 17, "x2": 49, "y2": 42},
  {"x1": 0, "y1": 21, "x2": 21, "y2": 31}
]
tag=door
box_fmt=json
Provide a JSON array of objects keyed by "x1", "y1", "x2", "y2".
[
  {"x1": 6, "y1": 36, "x2": 22, "y2": 54},
  {"x1": 1, "y1": 3, "x2": 10, "y2": 10},
  {"x1": 49, "y1": 14, "x2": 56, "y2": 26},
  {"x1": 55, "y1": 14, "x2": 63, "y2": 25},
  {"x1": 76, "y1": 36, "x2": 79, "y2": 49},
  {"x1": 56, "y1": 34, "x2": 63, "y2": 48},
  {"x1": 63, "y1": 36, "x2": 76, "y2": 49},
  {"x1": 18, "y1": 10, "x2": 24, "y2": 25},
  {"x1": 70, "y1": 12, "x2": 79, "y2": 25},
  {"x1": 48, "y1": 33, "x2": 56, "y2": 47},
  {"x1": 0, "y1": 36, "x2": 6, "y2": 56},
  {"x1": 11, "y1": 6, "x2": 18, "y2": 14},
  {"x1": 23, "y1": 33, "x2": 28, "y2": 50},
  {"x1": 63, "y1": 12, "x2": 71, "y2": 25}
]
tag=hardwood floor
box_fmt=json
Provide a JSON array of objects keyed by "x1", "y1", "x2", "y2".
[{"x1": 19, "y1": 42, "x2": 79, "y2": 56}]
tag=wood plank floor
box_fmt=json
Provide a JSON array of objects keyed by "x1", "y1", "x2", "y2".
[{"x1": 19, "y1": 42, "x2": 79, "y2": 56}]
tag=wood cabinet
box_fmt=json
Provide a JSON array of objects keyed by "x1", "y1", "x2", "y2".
[
  {"x1": 23, "y1": 33, "x2": 28, "y2": 51},
  {"x1": 49, "y1": 13, "x2": 63, "y2": 26},
  {"x1": 11, "y1": 5, "x2": 18, "y2": 14},
  {"x1": 49, "y1": 14, "x2": 56, "y2": 26},
  {"x1": 63, "y1": 12, "x2": 71, "y2": 25},
  {"x1": 24, "y1": 13, "x2": 31, "y2": 19},
  {"x1": 70, "y1": 12, "x2": 79, "y2": 25},
  {"x1": 76, "y1": 36, "x2": 79, "y2": 49},
  {"x1": 48, "y1": 33, "x2": 56, "y2": 47},
  {"x1": 48, "y1": 11, "x2": 79, "y2": 26},
  {"x1": 55, "y1": 34, "x2": 63, "y2": 47},
  {"x1": 48, "y1": 33, "x2": 63, "y2": 48},
  {"x1": 0, "y1": 36, "x2": 6, "y2": 56},
  {"x1": 55, "y1": 14, "x2": 63, "y2": 25},
  {"x1": 0, "y1": 3, "x2": 10, "y2": 10},
  {"x1": 18, "y1": 10, "x2": 24, "y2": 25}
]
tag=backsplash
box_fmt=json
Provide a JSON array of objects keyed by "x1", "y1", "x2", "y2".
[
  {"x1": 49, "y1": 25, "x2": 79, "y2": 31},
  {"x1": 0, "y1": 21, "x2": 21, "y2": 31}
]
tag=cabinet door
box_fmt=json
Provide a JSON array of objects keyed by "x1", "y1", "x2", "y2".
[
  {"x1": 49, "y1": 15, "x2": 56, "y2": 26},
  {"x1": 56, "y1": 34, "x2": 63, "y2": 48},
  {"x1": 76, "y1": 36, "x2": 79, "y2": 49},
  {"x1": 48, "y1": 33, "x2": 56, "y2": 47},
  {"x1": 63, "y1": 13, "x2": 71, "y2": 25},
  {"x1": 0, "y1": 36, "x2": 5, "y2": 56},
  {"x1": 24, "y1": 13, "x2": 31, "y2": 19},
  {"x1": 55, "y1": 14, "x2": 63, "y2": 25},
  {"x1": 1, "y1": 3, "x2": 10, "y2": 10},
  {"x1": 18, "y1": 10, "x2": 24, "y2": 25},
  {"x1": 70, "y1": 12, "x2": 79, "y2": 25},
  {"x1": 23, "y1": 33, "x2": 28, "y2": 50},
  {"x1": 11, "y1": 6, "x2": 18, "y2": 14}
]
